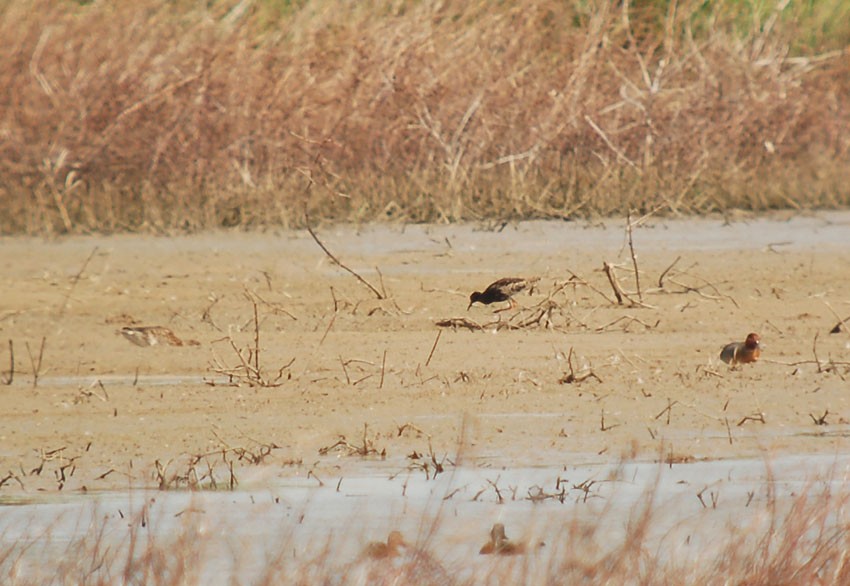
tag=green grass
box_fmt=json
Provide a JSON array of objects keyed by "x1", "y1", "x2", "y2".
[{"x1": 0, "y1": 0, "x2": 848, "y2": 234}]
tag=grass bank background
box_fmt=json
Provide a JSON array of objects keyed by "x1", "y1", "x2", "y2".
[{"x1": 1, "y1": 0, "x2": 848, "y2": 234}]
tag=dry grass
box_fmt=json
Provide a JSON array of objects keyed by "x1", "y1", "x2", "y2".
[
  {"x1": 1, "y1": 0, "x2": 848, "y2": 234},
  {"x1": 3, "y1": 468, "x2": 850, "y2": 585}
]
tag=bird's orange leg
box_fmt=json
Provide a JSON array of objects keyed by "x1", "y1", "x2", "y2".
[{"x1": 494, "y1": 298, "x2": 518, "y2": 313}]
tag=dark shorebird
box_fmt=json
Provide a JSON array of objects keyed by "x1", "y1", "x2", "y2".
[
  {"x1": 479, "y1": 523, "x2": 526, "y2": 556},
  {"x1": 720, "y1": 333, "x2": 761, "y2": 366},
  {"x1": 467, "y1": 277, "x2": 538, "y2": 312}
]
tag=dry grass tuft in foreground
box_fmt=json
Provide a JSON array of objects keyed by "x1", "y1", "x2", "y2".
[
  {"x1": 3, "y1": 473, "x2": 850, "y2": 585},
  {"x1": 1, "y1": 0, "x2": 849, "y2": 234}
]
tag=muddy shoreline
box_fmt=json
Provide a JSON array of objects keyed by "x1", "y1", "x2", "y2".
[{"x1": 1, "y1": 212, "x2": 849, "y2": 494}]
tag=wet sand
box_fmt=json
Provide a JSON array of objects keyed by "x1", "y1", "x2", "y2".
[{"x1": 1, "y1": 212, "x2": 849, "y2": 494}]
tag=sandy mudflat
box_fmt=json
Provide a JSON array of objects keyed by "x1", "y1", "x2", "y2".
[{"x1": 1, "y1": 212, "x2": 849, "y2": 494}]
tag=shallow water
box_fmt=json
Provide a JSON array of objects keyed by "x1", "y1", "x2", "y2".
[
  {"x1": 330, "y1": 212, "x2": 850, "y2": 256},
  {"x1": 3, "y1": 454, "x2": 850, "y2": 583},
  {"x1": 9, "y1": 210, "x2": 849, "y2": 262}
]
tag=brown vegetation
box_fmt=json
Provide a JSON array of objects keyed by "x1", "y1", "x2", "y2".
[{"x1": 1, "y1": 0, "x2": 849, "y2": 234}]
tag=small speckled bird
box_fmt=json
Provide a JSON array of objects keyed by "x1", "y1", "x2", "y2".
[
  {"x1": 720, "y1": 333, "x2": 761, "y2": 366},
  {"x1": 467, "y1": 277, "x2": 539, "y2": 311},
  {"x1": 120, "y1": 326, "x2": 198, "y2": 347}
]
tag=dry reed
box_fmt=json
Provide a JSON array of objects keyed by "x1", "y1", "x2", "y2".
[{"x1": 1, "y1": 0, "x2": 848, "y2": 234}]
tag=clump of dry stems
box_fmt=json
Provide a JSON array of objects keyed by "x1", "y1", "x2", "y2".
[
  {"x1": 207, "y1": 294, "x2": 294, "y2": 387},
  {"x1": 2, "y1": 0, "x2": 849, "y2": 234},
  {"x1": 154, "y1": 432, "x2": 283, "y2": 491}
]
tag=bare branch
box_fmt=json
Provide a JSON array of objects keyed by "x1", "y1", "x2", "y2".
[{"x1": 305, "y1": 216, "x2": 385, "y2": 300}]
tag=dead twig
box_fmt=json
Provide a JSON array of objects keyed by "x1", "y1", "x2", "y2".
[
  {"x1": 25, "y1": 337, "x2": 46, "y2": 389},
  {"x1": 252, "y1": 290, "x2": 298, "y2": 321},
  {"x1": 77, "y1": 380, "x2": 109, "y2": 403},
  {"x1": 0, "y1": 471, "x2": 25, "y2": 489},
  {"x1": 654, "y1": 399, "x2": 678, "y2": 424},
  {"x1": 558, "y1": 346, "x2": 602, "y2": 384},
  {"x1": 397, "y1": 422, "x2": 430, "y2": 438},
  {"x1": 810, "y1": 410, "x2": 829, "y2": 426},
  {"x1": 58, "y1": 246, "x2": 99, "y2": 317},
  {"x1": 487, "y1": 476, "x2": 504, "y2": 503},
  {"x1": 205, "y1": 296, "x2": 294, "y2": 387},
  {"x1": 210, "y1": 429, "x2": 283, "y2": 465},
  {"x1": 201, "y1": 294, "x2": 222, "y2": 331},
  {"x1": 305, "y1": 217, "x2": 385, "y2": 300},
  {"x1": 379, "y1": 349, "x2": 388, "y2": 388},
  {"x1": 374, "y1": 266, "x2": 388, "y2": 299},
  {"x1": 425, "y1": 330, "x2": 442, "y2": 367},
  {"x1": 571, "y1": 478, "x2": 600, "y2": 503},
  {"x1": 154, "y1": 446, "x2": 255, "y2": 491},
  {"x1": 319, "y1": 312, "x2": 336, "y2": 346},
  {"x1": 737, "y1": 413, "x2": 766, "y2": 426},
  {"x1": 602, "y1": 263, "x2": 655, "y2": 308},
  {"x1": 658, "y1": 256, "x2": 681, "y2": 289},
  {"x1": 603, "y1": 262, "x2": 624, "y2": 305},
  {"x1": 765, "y1": 358, "x2": 850, "y2": 369},
  {"x1": 595, "y1": 315, "x2": 660, "y2": 332},
  {"x1": 829, "y1": 314, "x2": 850, "y2": 334},
  {"x1": 338, "y1": 355, "x2": 351, "y2": 385},
  {"x1": 812, "y1": 332, "x2": 823, "y2": 373},
  {"x1": 307, "y1": 468, "x2": 325, "y2": 487},
  {"x1": 29, "y1": 446, "x2": 84, "y2": 490},
  {"x1": 600, "y1": 409, "x2": 619, "y2": 431},
  {"x1": 664, "y1": 267, "x2": 740, "y2": 308},
  {"x1": 434, "y1": 317, "x2": 483, "y2": 331},
  {"x1": 696, "y1": 486, "x2": 719, "y2": 509},
  {"x1": 771, "y1": 336, "x2": 849, "y2": 374},
  {"x1": 404, "y1": 441, "x2": 452, "y2": 480},
  {"x1": 251, "y1": 298, "x2": 260, "y2": 376},
  {"x1": 501, "y1": 300, "x2": 562, "y2": 330},
  {"x1": 95, "y1": 469, "x2": 115, "y2": 481},
  {"x1": 1, "y1": 339, "x2": 12, "y2": 385},
  {"x1": 560, "y1": 270, "x2": 616, "y2": 305},
  {"x1": 626, "y1": 210, "x2": 642, "y2": 302}
]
